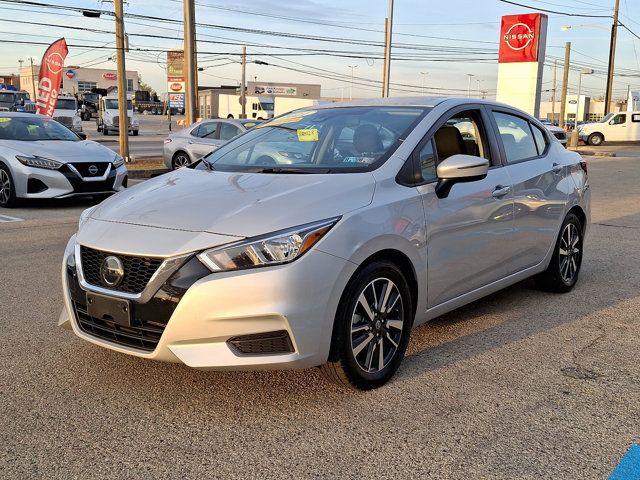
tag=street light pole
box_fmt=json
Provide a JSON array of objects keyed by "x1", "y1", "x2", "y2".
[
  {"x1": 570, "y1": 68, "x2": 594, "y2": 148},
  {"x1": 114, "y1": 0, "x2": 129, "y2": 162},
  {"x1": 348, "y1": 65, "x2": 358, "y2": 100},
  {"x1": 604, "y1": 0, "x2": 620, "y2": 115},
  {"x1": 240, "y1": 46, "x2": 247, "y2": 119},
  {"x1": 466, "y1": 74, "x2": 474, "y2": 98}
]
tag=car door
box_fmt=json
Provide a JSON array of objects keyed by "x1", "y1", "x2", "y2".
[
  {"x1": 606, "y1": 113, "x2": 628, "y2": 141},
  {"x1": 413, "y1": 106, "x2": 515, "y2": 307},
  {"x1": 489, "y1": 109, "x2": 569, "y2": 274},
  {"x1": 188, "y1": 121, "x2": 220, "y2": 158}
]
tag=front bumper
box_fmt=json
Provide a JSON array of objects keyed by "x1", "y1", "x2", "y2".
[
  {"x1": 13, "y1": 162, "x2": 127, "y2": 199},
  {"x1": 60, "y1": 235, "x2": 357, "y2": 370}
]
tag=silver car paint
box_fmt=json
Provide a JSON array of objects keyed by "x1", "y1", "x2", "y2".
[
  {"x1": 61, "y1": 97, "x2": 591, "y2": 370},
  {"x1": 162, "y1": 119, "x2": 250, "y2": 169}
]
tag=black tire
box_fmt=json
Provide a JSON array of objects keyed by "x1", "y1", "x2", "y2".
[
  {"x1": 536, "y1": 213, "x2": 583, "y2": 293},
  {"x1": 320, "y1": 260, "x2": 413, "y2": 390},
  {"x1": 588, "y1": 132, "x2": 603, "y2": 146},
  {"x1": 132, "y1": 130, "x2": 139, "y2": 136},
  {"x1": 0, "y1": 163, "x2": 18, "y2": 208},
  {"x1": 172, "y1": 151, "x2": 191, "y2": 170},
  {"x1": 103, "y1": 127, "x2": 109, "y2": 136},
  {"x1": 227, "y1": 114, "x2": 234, "y2": 119}
]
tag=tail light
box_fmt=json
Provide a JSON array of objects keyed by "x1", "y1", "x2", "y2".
[
  {"x1": 163, "y1": 138, "x2": 172, "y2": 144},
  {"x1": 580, "y1": 160, "x2": 588, "y2": 175}
]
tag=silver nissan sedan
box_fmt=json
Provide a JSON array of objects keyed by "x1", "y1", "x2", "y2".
[{"x1": 60, "y1": 97, "x2": 590, "y2": 390}]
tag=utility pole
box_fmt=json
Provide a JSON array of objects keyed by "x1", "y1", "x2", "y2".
[
  {"x1": 551, "y1": 60, "x2": 557, "y2": 123},
  {"x1": 183, "y1": 0, "x2": 197, "y2": 125},
  {"x1": 240, "y1": 46, "x2": 247, "y2": 119},
  {"x1": 559, "y1": 42, "x2": 571, "y2": 129},
  {"x1": 604, "y1": 0, "x2": 620, "y2": 115},
  {"x1": 381, "y1": 18, "x2": 388, "y2": 97},
  {"x1": 114, "y1": 0, "x2": 129, "y2": 161},
  {"x1": 382, "y1": 0, "x2": 394, "y2": 98},
  {"x1": 29, "y1": 57, "x2": 36, "y2": 100}
]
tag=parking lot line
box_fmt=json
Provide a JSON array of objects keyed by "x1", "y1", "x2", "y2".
[{"x1": 0, "y1": 214, "x2": 24, "y2": 223}]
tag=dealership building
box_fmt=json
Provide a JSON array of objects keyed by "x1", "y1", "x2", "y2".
[
  {"x1": 18, "y1": 66, "x2": 139, "y2": 96},
  {"x1": 539, "y1": 95, "x2": 628, "y2": 123}
]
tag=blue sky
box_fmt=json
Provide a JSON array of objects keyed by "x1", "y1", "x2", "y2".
[{"x1": 1, "y1": 0, "x2": 638, "y2": 100}]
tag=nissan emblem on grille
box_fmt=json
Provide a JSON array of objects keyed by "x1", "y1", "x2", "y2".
[
  {"x1": 100, "y1": 256, "x2": 124, "y2": 287},
  {"x1": 88, "y1": 165, "x2": 98, "y2": 175}
]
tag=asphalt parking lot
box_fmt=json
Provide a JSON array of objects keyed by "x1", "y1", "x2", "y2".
[{"x1": 1, "y1": 154, "x2": 639, "y2": 479}]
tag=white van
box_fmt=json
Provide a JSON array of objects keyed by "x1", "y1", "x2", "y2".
[{"x1": 579, "y1": 111, "x2": 640, "y2": 146}]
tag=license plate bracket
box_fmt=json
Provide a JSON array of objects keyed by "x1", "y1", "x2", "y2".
[{"x1": 86, "y1": 292, "x2": 131, "y2": 327}]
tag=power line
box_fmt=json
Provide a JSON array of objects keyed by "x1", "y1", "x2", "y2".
[{"x1": 497, "y1": 0, "x2": 612, "y2": 18}]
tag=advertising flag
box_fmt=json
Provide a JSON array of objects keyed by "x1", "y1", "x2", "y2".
[{"x1": 35, "y1": 37, "x2": 69, "y2": 116}]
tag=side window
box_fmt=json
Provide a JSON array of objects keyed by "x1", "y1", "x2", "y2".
[
  {"x1": 198, "y1": 122, "x2": 218, "y2": 139},
  {"x1": 632, "y1": 114, "x2": 640, "y2": 122},
  {"x1": 433, "y1": 110, "x2": 489, "y2": 163},
  {"x1": 418, "y1": 140, "x2": 437, "y2": 183},
  {"x1": 219, "y1": 123, "x2": 241, "y2": 141},
  {"x1": 610, "y1": 114, "x2": 626, "y2": 125},
  {"x1": 531, "y1": 123, "x2": 548, "y2": 156},
  {"x1": 493, "y1": 112, "x2": 538, "y2": 163}
]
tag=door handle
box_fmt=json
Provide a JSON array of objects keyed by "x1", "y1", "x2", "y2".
[
  {"x1": 551, "y1": 163, "x2": 563, "y2": 174},
  {"x1": 492, "y1": 185, "x2": 511, "y2": 198}
]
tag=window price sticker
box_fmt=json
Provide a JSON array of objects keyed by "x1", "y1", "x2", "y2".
[{"x1": 297, "y1": 128, "x2": 318, "y2": 142}]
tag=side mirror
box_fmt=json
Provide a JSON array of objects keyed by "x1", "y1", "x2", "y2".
[
  {"x1": 76, "y1": 132, "x2": 87, "y2": 140},
  {"x1": 435, "y1": 154, "x2": 489, "y2": 199},
  {"x1": 20, "y1": 99, "x2": 25, "y2": 106}
]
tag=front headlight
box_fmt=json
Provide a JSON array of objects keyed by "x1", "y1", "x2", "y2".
[
  {"x1": 73, "y1": 116, "x2": 82, "y2": 126},
  {"x1": 197, "y1": 217, "x2": 340, "y2": 272},
  {"x1": 112, "y1": 154, "x2": 124, "y2": 168},
  {"x1": 78, "y1": 205, "x2": 97, "y2": 231},
  {"x1": 16, "y1": 155, "x2": 63, "y2": 170}
]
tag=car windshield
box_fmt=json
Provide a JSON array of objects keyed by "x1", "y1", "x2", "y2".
[
  {"x1": 202, "y1": 106, "x2": 429, "y2": 173},
  {"x1": 104, "y1": 99, "x2": 133, "y2": 110},
  {"x1": 0, "y1": 92, "x2": 15, "y2": 105},
  {"x1": 0, "y1": 116, "x2": 80, "y2": 141},
  {"x1": 56, "y1": 99, "x2": 77, "y2": 110},
  {"x1": 600, "y1": 113, "x2": 615, "y2": 123}
]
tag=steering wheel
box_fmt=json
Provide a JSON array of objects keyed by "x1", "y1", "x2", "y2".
[{"x1": 255, "y1": 155, "x2": 277, "y2": 165}]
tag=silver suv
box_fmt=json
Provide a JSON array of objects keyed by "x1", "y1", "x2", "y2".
[{"x1": 60, "y1": 98, "x2": 590, "y2": 390}]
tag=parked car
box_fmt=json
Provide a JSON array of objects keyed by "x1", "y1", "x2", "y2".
[
  {"x1": 579, "y1": 111, "x2": 640, "y2": 146},
  {"x1": 0, "y1": 112, "x2": 127, "y2": 208},
  {"x1": 60, "y1": 98, "x2": 590, "y2": 390},
  {"x1": 163, "y1": 118, "x2": 261, "y2": 169},
  {"x1": 538, "y1": 120, "x2": 567, "y2": 147}
]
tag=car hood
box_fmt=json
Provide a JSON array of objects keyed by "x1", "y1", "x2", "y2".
[
  {"x1": 2, "y1": 140, "x2": 115, "y2": 162},
  {"x1": 90, "y1": 167, "x2": 376, "y2": 237}
]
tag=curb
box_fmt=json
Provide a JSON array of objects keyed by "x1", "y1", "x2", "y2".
[
  {"x1": 568, "y1": 149, "x2": 616, "y2": 157},
  {"x1": 128, "y1": 168, "x2": 168, "y2": 179}
]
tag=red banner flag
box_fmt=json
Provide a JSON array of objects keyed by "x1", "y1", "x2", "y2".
[{"x1": 35, "y1": 37, "x2": 68, "y2": 116}]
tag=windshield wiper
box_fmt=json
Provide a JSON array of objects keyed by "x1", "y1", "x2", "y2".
[
  {"x1": 199, "y1": 157, "x2": 215, "y2": 171},
  {"x1": 258, "y1": 124, "x2": 297, "y2": 131},
  {"x1": 250, "y1": 167, "x2": 331, "y2": 174}
]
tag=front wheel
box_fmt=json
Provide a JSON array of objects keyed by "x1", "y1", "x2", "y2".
[
  {"x1": 0, "y1": 164, "x2": 17, "y2": 208},
  {"x1": 536, "y1": 213, "x2": 583, "y2": 293},
  {"x1": 320, "y1": 261, "x2": 413, "y2": 390},
  {"x1": 172, "y1": 151, "x2": 191, "y2": 170},
  {"x1": 588, "y1": 133, "x2": 603, "y2": 146},
  {"x1": 132, "y1": 130, "x2": 139, "y2": 136},
  {"x1": 103, "y1": 127, "x2": 109, "y2": 136}
]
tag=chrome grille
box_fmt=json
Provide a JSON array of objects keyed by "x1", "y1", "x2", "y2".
[
  {"x1": 80, "y1": 246, "x2": 163, "y2": 294},
  {"x1": 113, "y1": 116, "x2": 119, "y2": 127},
  {"x1": 55, "y1": 116, "x2": 73, "y2": 127},
  {"x1": 553, "y1": 131, "x2": 567, "y2": 141}
]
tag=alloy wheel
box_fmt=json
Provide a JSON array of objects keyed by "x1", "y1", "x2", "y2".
[
  {"x1": 173, "y1": 153, "x2": 190, "y2": 169},
  {"x1": 559, "y1": 222, "x2": 581, "y2": 284},
  {"x1": 350, "y1": 277, "x2": 404, "y2": 373},
  {"x1": 0, "y1": 169, "x2": 11, "y2": 206}
]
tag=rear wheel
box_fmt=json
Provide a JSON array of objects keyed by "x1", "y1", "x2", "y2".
[
  {"x1": 103, "y1": 127, "x2": 109, "y2": 136},
  {"x1": 536, "y1": 213, "x2": 583, "y2": 293},
  {"x1": 320, "y1": 261, "x2": 413, "y2": 390},
  {"x1": 588, "y1": 132, "x2": 603, "y2": 146},
  {"x1": 132, "y1": 130, "x2": 139, "y2": 136},
  {"x1": 0, "y1": 164, "x2": 17, "y2": 208}
]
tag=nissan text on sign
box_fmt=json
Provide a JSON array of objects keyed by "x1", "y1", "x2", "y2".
[{"x1": 495, "y1": 13, "x2": 548, "y2": 117}]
